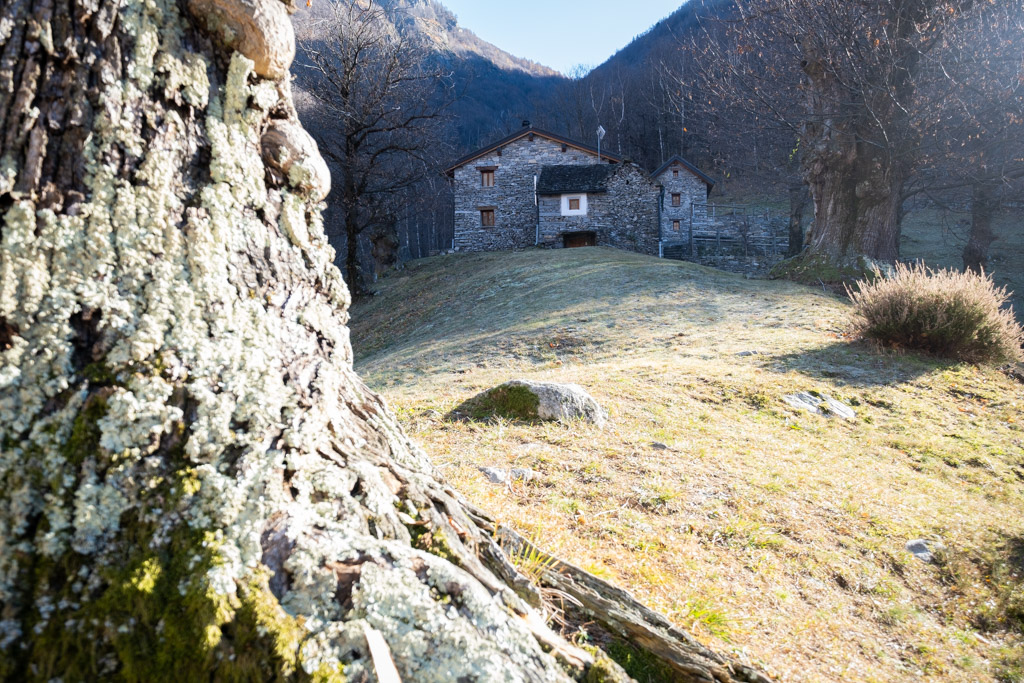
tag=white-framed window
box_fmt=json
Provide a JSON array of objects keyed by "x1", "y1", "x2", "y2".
[{"x1": 561, "y1": 194, "x2": 588, "y2": 216}]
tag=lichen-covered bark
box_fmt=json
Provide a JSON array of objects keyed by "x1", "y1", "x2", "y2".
[{"x1": 0, "y1": 1, "x2": 766, "y2": 681}]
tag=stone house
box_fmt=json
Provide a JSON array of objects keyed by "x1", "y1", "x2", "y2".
[
  {"x1": 652, "y1": 155, "x2": 716, "y2": 242},
  {"x1": 446, "y1": 127, "x2": 714, "y2": 257},
  {"x1": 536, "y1": 164, "x2": 661, "y2": 253}
]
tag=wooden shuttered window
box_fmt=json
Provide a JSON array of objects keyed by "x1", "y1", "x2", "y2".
[
  {"x1": 480, "y1": 209, "x2": 495, "y2": 227},
  {"x1": 479, "y1": 165, "x2": 497, "y2": 187},
  {"x1": 672, "y1": 193, "x2": 682, "y2": 207}
]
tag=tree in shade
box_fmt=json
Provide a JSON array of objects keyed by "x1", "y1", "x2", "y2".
[
  {"x1": 690, "y1": 0, "x2": 1001, "y2": 280},
  {"x1": 298, "y1": 0, "x2": 453, "y2": 292}
]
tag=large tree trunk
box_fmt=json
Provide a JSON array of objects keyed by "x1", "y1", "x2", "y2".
[
  {"x1": 773, "y1": 2, "x2": 934, "y2": 283},
  {"x1": 786, "y1": 180, "x2": 809, "y2": 257},
  {"x1": 963, "y1": 181, "x2": 998, "y2": 273},
  {"x1": 343, "y1": 141, "x2": 362, "y2": 293},
  {"x1": 802, "y1": 139, "x2": 904, "y2": 265},
  {"x1": 785, "y1": 46, "x2": 908, "y2": 280},
  {"x1": 0, "y1": 1, "x2": 766, "y2": 681}
]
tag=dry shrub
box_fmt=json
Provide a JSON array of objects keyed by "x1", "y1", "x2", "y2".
[{"x1": 848, "y1": 263, "x2": 1024, "y2": 364}]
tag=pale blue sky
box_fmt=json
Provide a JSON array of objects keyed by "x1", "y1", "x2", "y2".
[{"x1": 441, "y1": 1, "x2": 685, "y2": 75}]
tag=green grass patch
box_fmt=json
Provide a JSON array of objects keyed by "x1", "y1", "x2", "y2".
[{"x1": 604, "y1": 639, "x2": 676, "y2": 683}]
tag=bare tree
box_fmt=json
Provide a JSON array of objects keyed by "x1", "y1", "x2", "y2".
[
  {"x1": 298, "y1": 0, "x2": 453, "y2": 292},
  {"x1": 905, "y1": 0, "x2": 1024, "y2": 272},
  {"x1": 688, "y1": 0, "x2": 998, "y2": 279},
  {"x1": 556, "y1": 65, "x2": 595, "y2": 141}
]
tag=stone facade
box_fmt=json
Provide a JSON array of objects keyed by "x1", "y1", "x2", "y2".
[
  {"x1": 447, "y1": 131, "x2": 712, "y2": 259},
  {"x1": 652, "y1": 156, "x2": 713, "y2": 242},
  {"x1": 450, "y1": 131, "x2": 608, "y2": 252},
  {"x1": 537, "y1": 164, "x2": 661, "y2": 255}
]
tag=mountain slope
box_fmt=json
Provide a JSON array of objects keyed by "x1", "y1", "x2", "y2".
[
  {"x1": 292, "y1": 0, "x2": 567, "y2": 149},
  {"x1": 293, "y1": 0, "x2": 557, "y2": 77},
  {"x1": 589, "y1": 0, "x2": 731, "y2": 75},
  {"x1": 351, "y1": 248, "x2": 1024, "y2": 683}
]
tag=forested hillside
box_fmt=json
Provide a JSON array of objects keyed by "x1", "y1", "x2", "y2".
[
  {"x1": 289, "y1": 0, "x2": 573, "y2": 280},
  {"x1": 293, "y1": 0, "x2": 1023, "y2": 298}
]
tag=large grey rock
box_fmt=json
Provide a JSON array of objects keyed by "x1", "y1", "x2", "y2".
[
  {"x1": 476, "y1": 379, "x2": 608, "y2": 427},
  {"x1": 1004, "y1": 363, "x2": 1024, "y2": 384}
]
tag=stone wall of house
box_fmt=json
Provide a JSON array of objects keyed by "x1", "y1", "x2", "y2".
[
  {"x1": 655, "y1": 164, "x2": 708, "y2": 241},
  {"x1": 537, "y1": 164, "x2": 661, "y2": 256},
  {"x1": 452, "y1": 136, "x2": 606, "y2": 252}
]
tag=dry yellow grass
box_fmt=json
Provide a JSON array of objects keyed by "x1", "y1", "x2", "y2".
[{"x1": 351, "y1": 248, "x2": 1024, "y2": 682}]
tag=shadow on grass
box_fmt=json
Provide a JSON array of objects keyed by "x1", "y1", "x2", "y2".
[
  {"x1": 351, "y1": 248, "x2": 732, "y2": 365},
  {"x1": 768, "y1": 341, "x2": 961, "y2": 388},
  {"x1": 445, "y1": 384, "x2": 545, "y2": 426},
  {"x1": 939, "y1": 533, "x2": 1024, "y2": 635},
  {"x1": 443, "y1": 405, "x2": 546, "y2": 428}
]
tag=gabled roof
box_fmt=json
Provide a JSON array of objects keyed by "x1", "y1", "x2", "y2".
[
  {"x1": 445, "y1": 127, "x2": 622, "y2": 176},
  {"x1": 651, "y1": 155, "x2": 715, "y2": 187},
  {"x1": 537, "y1": 165, "x2": 618, "y2": 195}
]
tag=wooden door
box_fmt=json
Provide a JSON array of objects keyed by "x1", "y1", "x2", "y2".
[{"x1": 563, "y1": 232, "x2": 596, "y2": 248}]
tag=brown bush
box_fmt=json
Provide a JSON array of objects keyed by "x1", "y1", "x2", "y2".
[{"x1": 847, "y1": 263, "x2": 1024, "y2": 364}]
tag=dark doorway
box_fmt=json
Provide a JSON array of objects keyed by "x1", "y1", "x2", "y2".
[{"x1": 563, "y1": 232, "x2": 596, "y2": 249}]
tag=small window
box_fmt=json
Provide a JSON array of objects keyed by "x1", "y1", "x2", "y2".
[
  {"x1": 480, "y1": 209, "x2": 495, "y2": 227},
  {"x1": 672, "y1": 220, "x2": 681, "y2": 232},
  {"x1": 673, "y1": 169, "x2": 679, "y2": 178},
  {"x1": 672, "y1": 193, "x2": 682, "y2": 207},
  {"x1": 561, "y1": 194, "x2": 587, "y2": 216},
  {"x1": 481, "y1": 170, "x2": 495, "y2": 187}
]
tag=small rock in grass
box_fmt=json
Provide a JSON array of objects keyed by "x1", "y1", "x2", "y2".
[
  {"x1": 1003, "y1": 363, "x2": 1024, "y2": 384},
  {"x1": 783, "y1": 392, "x2": 856, "y2": 420},
  {"x1": 509, "y1": 468, "x2": 537, "y2": 482},
  {"x1": 820, "y1": 396, "x2": 857, "y2": 420},
  {"x1": 478, "y1": 467, "x2": 508, "y2": 485},
  {"x1": 736, "y1": 350, "x2": 762, "y2": 357},
  {"x1": 478, "y1": 467, "x2": 536, "y2": 485},
  {"x1": 650, "y1": 442, "x2": 670, "y2": 451},
  {"x1": 783, "y1": 392, "x2": 823, "y2": 413},
  {"x1": 906, "y1": 539, "x2": 945, "y2": 564}
]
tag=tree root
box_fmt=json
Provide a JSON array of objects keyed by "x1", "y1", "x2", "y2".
[{"x1": 466, "y1": 506, "x2": 773, "y2": 683}]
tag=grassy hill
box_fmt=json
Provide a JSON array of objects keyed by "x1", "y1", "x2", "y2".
[{"x1": 350, "y1": 248, "x2": 1024, "y2": 683}]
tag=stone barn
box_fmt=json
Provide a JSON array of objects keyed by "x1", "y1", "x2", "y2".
[
  {"x1": 652, "y1": 155, "x2": 715, "y2": 241},
  {"x1": 445, "y1": 126, "x2": 713, "y2": 258}
]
